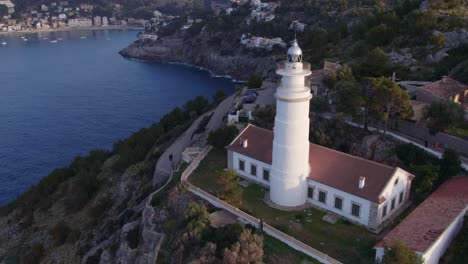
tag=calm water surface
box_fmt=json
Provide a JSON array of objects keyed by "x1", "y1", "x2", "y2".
[{"x1": 0, "y1": 30, "x2": 234, "y2": 206}]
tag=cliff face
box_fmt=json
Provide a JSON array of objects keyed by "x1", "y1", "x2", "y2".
[{"x1": 119, "y1": 35, "x2": 278, "y2": 81}]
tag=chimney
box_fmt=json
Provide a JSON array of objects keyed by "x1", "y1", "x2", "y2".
[
  {"x1": 243, "y1": 139, "x2": 248, "y2": 148},
  {"x1": 442, "y1": 75, "x2": 447, "y2": 83},
  {"x1": 359, "y1": 176, "x2": 366, "y2": 189}
]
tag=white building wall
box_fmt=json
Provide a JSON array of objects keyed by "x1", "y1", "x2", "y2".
[
  {"x1": 423, "y1": 207, "x2": 467, "y2": 264},
  {"x1": 377, "y1": 168, "x2": 413, "y2": 225},
  {"x1": 232, "y1": 152, "x2": 272, "y2": 187},
  {"x1": 307, "y1": 180, "x2": 372, "y2": 227}
]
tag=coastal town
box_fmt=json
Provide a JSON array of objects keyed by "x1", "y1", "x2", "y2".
[{"x1": 0, "y1": 0, "x2": 146, "y2": 33}]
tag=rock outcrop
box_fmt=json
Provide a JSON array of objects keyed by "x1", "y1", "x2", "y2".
[{"x1": 119, "y1": 36, "x2": 277, "y2": 81}]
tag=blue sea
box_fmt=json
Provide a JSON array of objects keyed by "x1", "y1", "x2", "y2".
[{"x1": 0, "y1": 29, "x2": 234, "y2": 206}]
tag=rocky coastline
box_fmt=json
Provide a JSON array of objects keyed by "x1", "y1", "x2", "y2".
[{"x1": 119, "y1": 35, "x2": 278, "y2": 81}]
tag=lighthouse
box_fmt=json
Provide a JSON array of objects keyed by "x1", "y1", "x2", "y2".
[{"x1": 270, "y1": 40, "x2": 312, "y2": 207}]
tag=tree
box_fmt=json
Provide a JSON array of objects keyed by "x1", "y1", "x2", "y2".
[
  {"x1": 360, "y1": 47, "x2": 390, "y2": 77},
  {"x1": 213, "y1": 90, "x2": 226, "y2": 104},
  {"x1": 366, "y1": 24, "x2": 395, "y2": 46},
  {"x1": 310, "y1": 96, "x2": 330, "y2": 113},
  {"x1": 252, "y1": 104, "x2": 275, "y2": 129},
  {"x1": 247, "y1": 74, "x2": 263, "y2": 89},
  {"x1": 366, "y1": 77, "x2": 413, "y2": 134},
  {"x1": 310, "y1": 120, "x2": 332, "y2": 146},
  {"x1": 207, "y1": 125, "x2": 239, "y2": 148},
  {"x1": 410, "y1": 164, "x2": 439, "y2": 197},
  {"x1": 184, "y1": 202, "x2": 210, "y2": 237},
  {"x1": 331, "y1": 80, "x2": 364, "y2": 116},
  {"x1": 217, "y1": 170, "x2": 243, "y2": 205},
  {"x1": 424, "y1": 100, "x2": 464, "y2": 134},
  {"x1": 192, "y1": 242, "x2": 218, "y2": 264},
  {"x1": 407, "y1": 10, "x2": 436, "y2": 34},
  {"x1": 439, "y1": 149, "x2": 462, "y2": 181},
  {"x1": 184, "y1": 96, "x2": 209, "y2": 116},
  {"x1": 335, "y1": 64, "x2": 355, "y2": 82},
  {"x1": 380, "y1": 240, "x2": 423, "y2": 264},
  {"x1": 223, "y1": 229, "x2": 264, "y2": 264}
]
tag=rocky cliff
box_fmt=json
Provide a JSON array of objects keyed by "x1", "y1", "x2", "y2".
[{"x1": 119, "y1": 35, "x2": 278, "y2": 81}]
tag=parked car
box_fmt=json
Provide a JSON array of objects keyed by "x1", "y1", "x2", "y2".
[
  {"x1": 243, "y1": 93, "x2": 257, "y2": 104},
  {"x1": 243, "y1": 90, "x2": 259, "y2": 97}
]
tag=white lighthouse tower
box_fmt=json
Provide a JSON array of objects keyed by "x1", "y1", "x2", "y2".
[{"x1": 270, "y1": 40, "x2": 312, "y2": 207}]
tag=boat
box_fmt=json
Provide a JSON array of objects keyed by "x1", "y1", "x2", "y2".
[
  {"x1": 50, "y1": 40, "x2": 58, "y2": 43},
  {"x1": 80, "y1": 36, "x2": 87, "y2": 39},
  {"x1": 1, "y1": 42, "x2": 6, "y2": 45},
  {"x1": 57, "y1": 38, "x2": 63, "y2": 41}
]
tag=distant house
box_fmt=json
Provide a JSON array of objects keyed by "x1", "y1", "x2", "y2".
[
  {"x1": 68, "y1": 18, "x2": 92, "y2": 27},
  {"x1": 309, "y1": 60, "x2": 341, "y2": 96},
  {"x1": 375, "y1": 176, "x2": 468, "y2": 264},
  {"x1": 414, "y1": 76, "x2": 468, "y2": 106}
]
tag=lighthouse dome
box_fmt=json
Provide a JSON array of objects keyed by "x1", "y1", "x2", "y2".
[{"x1": 287, "y1": 39, "x2": 302, "y2": 63}]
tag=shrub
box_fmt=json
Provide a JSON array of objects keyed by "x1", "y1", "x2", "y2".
[
  {"x1": 366, "y1": 24, "x2": 395, "y2": 46},
  {"x1": 49, "y1": 221, "x2": 71, "y2": 245},
  {"x1": 424, "y1": 100, "x2": 464, "y2": 135},
  {"x1": 379, "y1": 240, "x2": 423, "y2": 264},
  {"x1": 439, "y1": 149, "x2": 462, "y2": 181},
  {"x1": 217, "y1": 170, "x2": 243, "y2": 206},
  {"x1": 126, "y1": 225, "x2": 141, "y2": 249},
  {"x1": 207, "y1": 125, "x2": 239, "y2": 149},
  {"x1": 19, "y1": 243, "x2": 45, "y2": 264},
  {"x1": 395, "y1": 143, "x2": 438, "y2": 166},
  {"x1": 247, "y1": 74, "x2": 263, "y2": 89},
  {"x1": 213, "y1": 90, "x2": 227, "y2": 104}
]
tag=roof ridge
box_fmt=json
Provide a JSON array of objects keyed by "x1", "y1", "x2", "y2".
[
  {"x1": 310, "y1": 142, "x2": 396, "y2": 171},
  {"x1": 250, "y1": 124, "x2": 396, "y2": 170}
]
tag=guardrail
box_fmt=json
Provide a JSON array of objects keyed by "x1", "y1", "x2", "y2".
[
  {"x1": 181, "y1": 145, "x2": 212, "y2": 182},
  {"x1": 180, "y1": 146, "x2": 342, "y2": 264},
  {"x1": 276, "y1": 62, "x2": 311, "y2": 71},
  {"x1": 276, "y1": 78, "x2": 312, "y2": 88}
]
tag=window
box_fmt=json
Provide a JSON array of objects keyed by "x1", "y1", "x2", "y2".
[
  {"x1": 318, "y1": 190, "x2": 327, "y2": 203},
  {"x1": 307, "y1": 187, "x2": 314, "y2": 199},
  {"x1": 399, "y1": 192, "x2": 404, "y2": 204},
  {"x1": 239, "y1": 160, "x2": 245, "y2": 171},
  {"x1": 334, "y1": 197, "x2": 343, "y2": 210},
  {"x1": 351, "y1": 203, "x2": 361, "y2": 217},
  {"x1": 394, "y1": 178, "x2": 399, "y2": 185},
  {"x1": 391, "y1": 198, "x2": 396, "y2": 210},
  {"x1": 263, "y1": 169, "x2": 269, "y2": 181},
  {"x1": 382, "y1": 205, "x2": 387, "y2": 218},
  {"x1": 250, "y1": 164, "x2": 257, "y2": 176}
]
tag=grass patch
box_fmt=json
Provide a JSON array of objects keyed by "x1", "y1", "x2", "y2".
[
  {"x1": 448, "y1": 123, "x2": 468, "y2": 139},
  {"x1": 189, "y1": 149, "x2": 378, "y2": 263},
  {"x1": 188, "y1": 148, "x2": 227, "y2": 193},
  {"x1": 263, "y1": 235, "x2": 320, "y2": 264}
]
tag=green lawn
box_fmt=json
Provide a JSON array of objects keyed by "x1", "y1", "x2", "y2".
[
  {"x1": 189, "y1": 148, "x2": 378, "y2": 264},
  {"x1": 448, "y1": 123, "x2": 468, "y2": 139}
]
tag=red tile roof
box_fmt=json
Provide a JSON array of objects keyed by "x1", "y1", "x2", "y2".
[
  {"x1": 417, "y1": 77, "x2": 468, "y2": 99},
  {"x1": 376, "y1": 176, "x2": 468, "y2": 252},
  {"x1": 227, "y1": 125, "x2": 399, "y2": 203}
]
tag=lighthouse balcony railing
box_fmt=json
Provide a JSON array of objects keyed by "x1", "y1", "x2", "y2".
[
  {"x1": 276, "y1": 62, "x2": 311, "y2": 71},
  {"x1": 277, "y1": 78, "x2": 312, "y2": 88}
]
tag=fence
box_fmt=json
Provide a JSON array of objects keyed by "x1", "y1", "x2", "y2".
[
  {"x1": 181, "y1": 145, "x2": 212, "y2": 182},
  {"x1": 181, "y1": 146, "x2": 342, "y2": 264}
]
